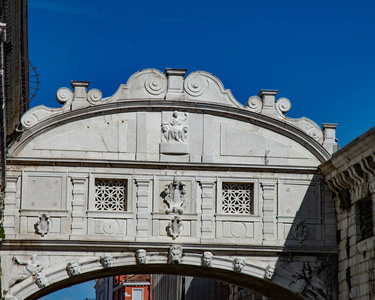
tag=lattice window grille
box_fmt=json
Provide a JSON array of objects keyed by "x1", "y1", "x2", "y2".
[
  {"x1": 95, "y1": 179, "x2": 127, "y2": 211},
  {"x1": 222, "y1": 183, "x2": 253, "y2": 214}
]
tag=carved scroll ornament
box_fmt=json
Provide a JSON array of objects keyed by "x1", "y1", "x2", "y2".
[{"x1": 162, "y1": 177, "x2": 186, "y2": 214}]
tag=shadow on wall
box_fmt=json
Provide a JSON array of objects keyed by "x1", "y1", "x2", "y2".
[{"x1": 272, "y1": 175, "x2": 338, "y2": 300}]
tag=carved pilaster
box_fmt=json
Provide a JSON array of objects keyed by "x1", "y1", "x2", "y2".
[
  {"x1": 70, "y1": 175, "x2": 87, "y2": 236},
  {"x1": 135, "y1": 177, "x2": 151, "y2": 241},
  {"x1": 3, "y1": 175, "x2": 19, "y2": 237},
  {"x1": 261, "y1": 180, "x2": 277, "y2": 245},
  {"x1": 199, "y1": 178, "x2": 215, "y2": 242}
]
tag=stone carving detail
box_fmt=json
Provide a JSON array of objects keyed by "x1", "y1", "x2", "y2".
[
  {"x1": 34, "y1": 272, "x2": 48, "y2": 288},
  {"x1": 86, "y1": 88, "x2": 103, "y2": 104},
  {"x1": 168, "y1": 246, "x2": 182, "y2": 264},
  {"x1": 161, "y1": 111, "x2": 188, "y2": 143},
  {"x1": 264, "y1": 265, "x2": 275, "y2": 280},
  {"x1": 222, "y1": 183, "x2": 252, "y2": 214},
  {"x1": 4, "y1": 293, "x2": 17, "y2": 300},
  {"x1": 145, "y1": 74, "x2": 167, "y2": 95},
  {"x1": 95, "y1": 179, "x2": 126, "y2": 211},
  {"x1": 8, "y1": 255, "x2": 44, "y2": 288},
  {"x1": 34, "y1": 214, "x2": 52, "y2": 237},
  {"x1": 201, "y1": 251, "x2": 213, "y2": 267},
  {"x1": 275, "y1": 97, "x2": 291, "y2": 115},
  {"x1": 162, "y1": 177, "x2": 186, "y2": 214},
  {"x1": 184, "y1": 74, "x2": 208, "y2": 96},
  {"x1": 135, "y1": 249, "x2": 147, "y2": 264},
  {"x1": 246, "y1": 96, "x2": 262, "y2": 113},
  {"x1": 66, "y1": 261, "x2": 81, "y2": 277},
  {"x1": 233, "y1": 257, "x2": 245, "y2": 272},
  {"x1": 167, "y1": 216, "x2": 183, "y2": 239},
  {"x1": 289, "y1": 261, "x2": 331, "y2": 300},
  {"x1": 293, "y1": 220, "x2": 308, "y2": 243},
  {"x1": 100, "y1": 253, "x2": 112, "y2": 268}
]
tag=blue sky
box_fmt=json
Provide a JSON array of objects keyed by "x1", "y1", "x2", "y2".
[
  {"x1": 28, "y1": 0, "x2": 375, "y2": 147},
  {"x1": 28, "y1": 0, "x2": 375, "y2": 297}
]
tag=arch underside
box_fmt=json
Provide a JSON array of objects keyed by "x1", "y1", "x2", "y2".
[{"x1": 7, "y1": 254, "x2": 305, "y2": 300}]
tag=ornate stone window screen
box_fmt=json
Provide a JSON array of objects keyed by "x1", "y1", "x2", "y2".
[
  {"x1": 222, "y1": 183, "x2": 253, "y2": 214},
  {"x1": 94, "y1": 179, "x2": 127, "y2": 211},
  {"x1": 358, "y1": 197, "x2": 374, "y2": 240}
]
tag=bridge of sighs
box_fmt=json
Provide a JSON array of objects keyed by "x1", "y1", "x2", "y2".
[{"x1": 2, "y1": 69, "x2": 338, "y2": 299}]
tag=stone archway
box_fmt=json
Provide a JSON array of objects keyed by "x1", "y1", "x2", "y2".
[{"x1": 5, "y1": 249, "x2": 304, "y2": 300}]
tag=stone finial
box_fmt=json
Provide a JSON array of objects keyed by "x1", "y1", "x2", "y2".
[
  {"x1": 258, "y1": 90, "x2": 278, "y2": 118},
  {"x1": 322, "y1": 123, "x2": 339, "y2": 154},
  {"x1": 165, "y1": 69, "x2": 187, "y2": 100},
  {"x1": 70, "y1": 81, "x2": 90, "y2": 110}
]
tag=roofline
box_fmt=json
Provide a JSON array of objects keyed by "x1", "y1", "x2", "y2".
[{"x1": 9, "y1": 100, "x2": 331, "y2": 163}]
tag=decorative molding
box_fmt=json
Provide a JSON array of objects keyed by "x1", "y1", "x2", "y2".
[
  {"x1": 167, "y1": 216, "x2": 183, "y2": 239},
  {"x1": 162, "y1": 177, "x2": 186, "y2": 214},
  {"x1": 100, "y1": 253, "x2": 112, "y2": 268},
  {"x1": 168, "y1": 246, "x2": 182, "y2": 264},
  {"x1": 66, "y1": 261, "x2": 81, "y2": 277},
  {"x1": 34, "y1": 214, "x2": 52, "y2": 237},
  {"x1": 293, "y1": 220, "x2": 308, "y2": 244},
  {"x1": 201, "y1": 251, "x2": 213, "y2": 267},
  {"x1": 135, "y1": 249, "x2": 147, "y2": 264},
  {"x1": 233, "y1": 257, "x2": 245, "y2": 272}
]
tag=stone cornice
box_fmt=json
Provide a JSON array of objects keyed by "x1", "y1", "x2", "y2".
[
  {"x1": 10, "y1": 99, "x2": 331, "y2": 162},
  {"x1": 6, "y1": 157, "x2": 321, "y2": 174},
  {"x1": 0, "y1": 239, "x2": 338, "y2": 255}
]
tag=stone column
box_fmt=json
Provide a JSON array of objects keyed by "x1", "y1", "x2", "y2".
[
  {"x1": 70, "y1": 174, "x2": 87, "y2": 236},
  {"x1": 261, "y1": 180, "x2": 277, "y2": 245},
  {"x1": 3, "y1": 175, "x2": 19, "y2": 238},
  {"x1": 135, "y1": 177, "x2": 151, "y2": 241},
  {"x1": 199, "y1": 178, "x2": 215, "y2": 242}
]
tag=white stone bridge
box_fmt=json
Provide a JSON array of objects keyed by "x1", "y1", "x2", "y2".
[{"x1": 2, "y1": 69, "x2": 338, "y2": 299}]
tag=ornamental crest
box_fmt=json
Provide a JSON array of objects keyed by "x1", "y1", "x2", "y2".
[
  {"x1": 34, "y1": 214, "x2": 52, "y2": 237},
  {"x1": 162, "y1": 177, "x2": 186, "y2": 214}
]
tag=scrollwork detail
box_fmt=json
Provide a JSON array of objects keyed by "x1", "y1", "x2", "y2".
[
  {"x1": 56, "y1": 87, "x2": 73, "y2": 104},
  {"x1": 184, "y1": 75, "x2": 208, "y2": 96},
  {"x1": 245, "y1": 96, "x2": 262, "y2": 113},
  {"x1": 276, "y1": 97, "x2": 291, "y2": 116},
  {"x1": 87, "y1": 88, "x2": 103, "y2": 104},
  {"x1": 145, "y1": 75, "x2": 167, "y2": 95}
]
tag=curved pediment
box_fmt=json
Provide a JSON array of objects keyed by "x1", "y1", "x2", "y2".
[{"x1": 10, "y1": 68, "x2": 337, "y2": 165}]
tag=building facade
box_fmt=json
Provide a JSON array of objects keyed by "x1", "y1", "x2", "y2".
[
  {"x1": 1, "y1": 68, "x2": 339, "y2": 299},
  {"x1": 321, "y1": 126, "x2": 375, "y2": 299}
]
